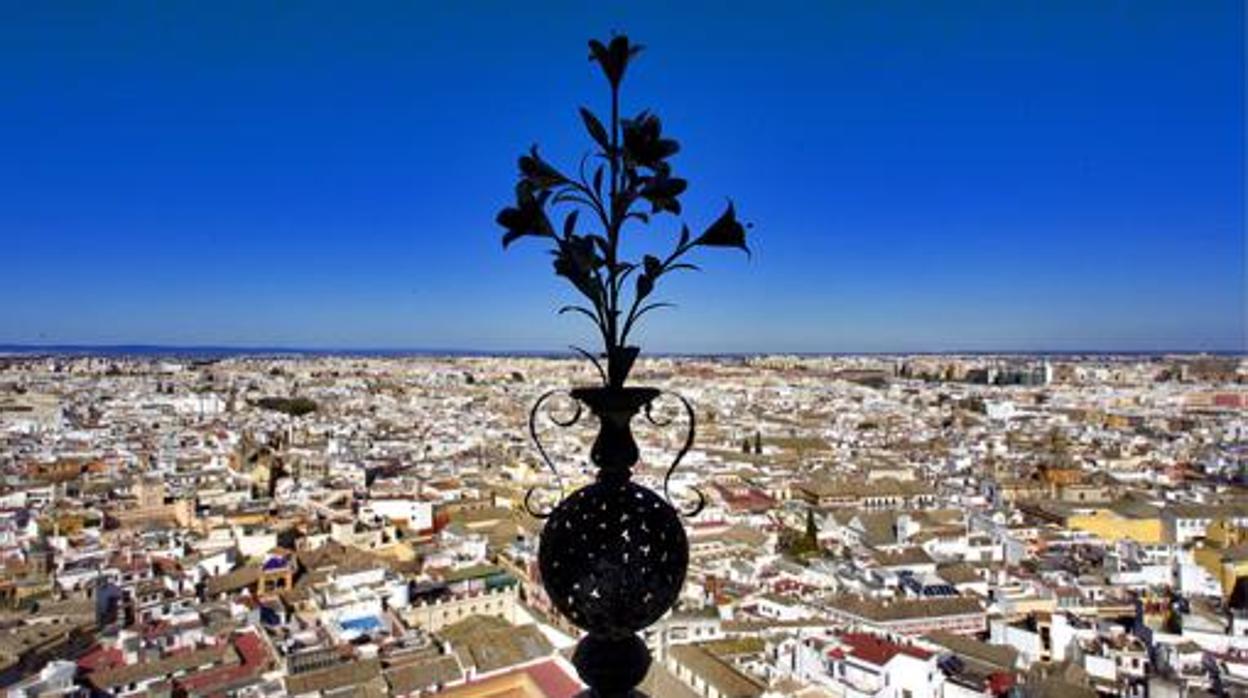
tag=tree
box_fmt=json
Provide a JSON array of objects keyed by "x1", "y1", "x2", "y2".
[
  {"x1": 781, "y1": 507, "x2": 821, "y2": 559},
  {"x1": 1047, "y1": 426, "x2": 1069, "y2": 454},
  {"x1": 253, "y1": 397, "x2": 317, "y2": 418},
  {"x1": 804, "y1": 507, "x2": 819, "y2": 549}
]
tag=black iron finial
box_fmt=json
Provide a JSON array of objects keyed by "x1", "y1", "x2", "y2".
[
  {"x1": 499, "y1": 33, "x2": 755, "y2": 698},
  {"x1": 497, "y1": 32, "x2": 752, "y2": 389}
]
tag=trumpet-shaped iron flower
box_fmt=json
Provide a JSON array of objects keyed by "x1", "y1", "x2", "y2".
[
  {"x1": 498, "y1": 188, "x2": 554, "y2": 248},
  {"x1": 588, "y1": 35, "x2": 642, "y2": 88},
  {"x1": 638, "y1": 174, "x2": 687, "y2": 215},
  {"x1": 519, "y1": 146, "x2": 567, "y2": 191},
  {"x1": 695, "y1": 201, "x2": 751, "y2": 255},
  {"x1": 622, "y1": 111, "x2": 679, "y2": 175}
]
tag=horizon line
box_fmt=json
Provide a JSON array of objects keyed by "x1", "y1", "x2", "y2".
[{"x1": 0, "y1": 343, "x2": 1243, "y2": 359}]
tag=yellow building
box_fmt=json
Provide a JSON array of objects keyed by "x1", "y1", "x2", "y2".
[
  {"x1": 1207, "y1": 518, "x2": 1248, "y2": 548},
  {"x1": 1194, "y1": 546, "x2": 1248, "y2": 597},
  {"x1": 434, "y1": 670, "x2": 571, "y2": 698},
  {"x1": 1194, "y1": 519, "x2": 1248, "y2": 597},
  {"x1": 1067, "y1": 501, "x2": 1163, "y2": 544}
]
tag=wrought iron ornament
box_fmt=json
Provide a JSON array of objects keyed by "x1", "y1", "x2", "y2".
[
  {"x1": 498, "y1": 31, "x2": 753, "y2": 698},
  {"x1": 495, "y1": 33, "x2": 752, "y2": 393},
  {"x1": 539, "y1": 479, "x2": 688, "y2": 633},
  {"x1": 526, "y1": 388, "x2": 705, "y2": 519},
  {"x1": 531, "y1": 387, "x2": 696, "y2": 697}
]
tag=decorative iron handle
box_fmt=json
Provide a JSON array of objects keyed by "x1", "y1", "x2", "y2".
[
  {"x1": 527, "y1": 387, "x2": 704, "y2": 518},
  {"x1": 643, "y1": 390, "x2": 705, "y2": 517},
  {"x1": 525, "y1": 389, "x2": 581, "y2": 518}
]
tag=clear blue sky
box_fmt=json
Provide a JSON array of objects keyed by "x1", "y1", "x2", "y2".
[{"x1": 1, "y1": 1, "x2": 1243, "y2": 353}]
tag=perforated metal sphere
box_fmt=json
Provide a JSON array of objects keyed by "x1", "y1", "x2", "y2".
[{"x1": 538, "y1": 479, "x2": 688, "y2": 635}]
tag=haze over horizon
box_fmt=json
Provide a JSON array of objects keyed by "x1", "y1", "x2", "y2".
[
  {"x1": 0, "y1": 343, "x2": 1245, "y2": 360},
  {"x1": 2, "y1": 2, "x2": 1244, "y2": 354}
]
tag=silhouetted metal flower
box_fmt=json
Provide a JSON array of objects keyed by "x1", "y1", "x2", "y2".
[
  {"x1": 588, "y1": 35, "x2": 642, "y2": 88},
  {"x1": 497, "y1": 33, "x2": 754, "y2": 388},
  {"x1": 638, "y1": 174, "x2": 687, "y2": 215},
  {"x1": 553, "y1": 234, "x2": 603, "y2": 301},
  {"x1": 518, "y1": 146, "x2": 566, "y2": 191},
  {"x1": 696, "y1": 201, "x2": 751, "y2": 255},
  {"x1": 498, "y1": 188, "x2": 554, "y2": 248},
  {"x1": 622, "y1": 111, "x2": 679, "y2": 175}
]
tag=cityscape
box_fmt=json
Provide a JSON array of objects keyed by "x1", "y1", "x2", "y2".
[
  {"x1": 2, "y1": 2, "x2": 1244, "y2": 698},
  {"x1": 0, "y1": 352, "x2": 1244, "y2": 696}
]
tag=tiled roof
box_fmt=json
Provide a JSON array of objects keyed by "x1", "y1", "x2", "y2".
[
  {"x1": 177, "y1": 630, "x2": 272, "y2": 696},
  {"x1": 936, "y1": 562, "x2": 982, "y2": 585},
  {"x1": 923, "y1": 630, "x2": 1018, "y2": 669},
  {"x1": 872, "y1": 546, "x2": 935, "y2": 567},
  {"x1": 837, "y1": 632, "x2": 933, "y2": 666},
  {"x1": 384, "y1": 654, "x2": 463, "y2": 694},
  {"x1": 432, "y1": 659, "x2": 582, "y2": 697},
  {"x1": 668, "y1": 643, "x2": 766, "y2": 698},
  {"x1": 88, "y1": 644, "x2": 236, "y2": 690},
  {"x1": 824, "y1": 594, "x2": 984, "y2": 622},
  {"x1": 204, "y1": 564, "x2": 259, "y2": 596},
  {"x1": 283, "y1": 657, "x2": 383, "y2": 695},
  {"x1": 799, "y1": 477, "x2": 934, "y2": 499},
  {"x1": 448, "y1": 621, "x2": 554, "y2": 674}
]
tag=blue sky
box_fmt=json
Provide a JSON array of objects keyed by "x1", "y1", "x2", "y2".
[{"x1": 1, "y1": 1, "x2": 1243, "y2": 352}]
